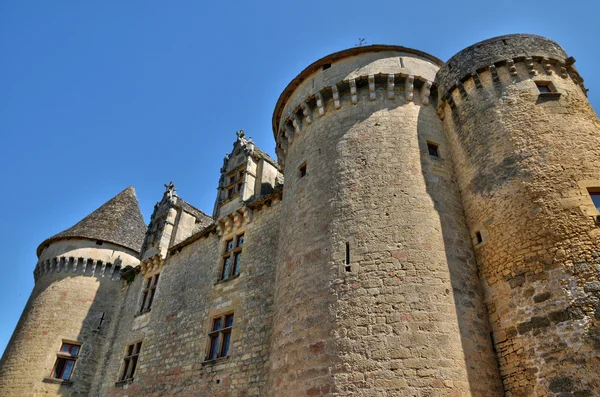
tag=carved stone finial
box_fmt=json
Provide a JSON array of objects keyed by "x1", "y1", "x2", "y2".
[
  {"x1": 236, "y1": 129, "x2": 246, "y2": 140},
  {"x1": 164, "y1": 181, "x2": 177, "y2": 198}
]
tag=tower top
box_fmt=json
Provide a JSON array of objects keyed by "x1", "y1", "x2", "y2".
[{"x1": 37, "y1": 186, "x2": 147, "y2": 257}]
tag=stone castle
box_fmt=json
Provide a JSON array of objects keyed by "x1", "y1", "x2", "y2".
[{"x1": 1, "y1": 33, "x2": 599, "y2": 397}]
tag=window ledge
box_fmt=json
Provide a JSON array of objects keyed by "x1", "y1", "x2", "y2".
[
  {"x1": 134, "y1": 309, "x2": 151, "y2": 318},
  {"x1": 43, "y1": 377, "x2": 72, "y2": 386},
  {"x1": 115, "y1": 378, "x2": 134, "y2": 387},
  {"x1": 202, "y1": 356, "x2": 230, "y2": 366},
  {"x1": 215, "y1": 273, "x2": 240, "y2": 285},
  {"x1": 538, "y1": 92, "x2": 561, "y2": 99}
]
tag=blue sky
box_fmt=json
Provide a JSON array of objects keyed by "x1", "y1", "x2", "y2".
[{"x1": 1, "y1": 0, "x2": 599, "y2": 357}]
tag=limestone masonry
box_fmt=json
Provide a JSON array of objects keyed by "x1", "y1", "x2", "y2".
[{"x1": 1, "y1": 34, "x2": 599, "y2": 397}]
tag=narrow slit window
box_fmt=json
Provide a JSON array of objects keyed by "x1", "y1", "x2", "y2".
[
  {"x1": 345, "y1": 242, "x2": 351, "y2": 272},
  {"x1": 475, "y1": 231, "x2": 483, "y2": 244},
  {"x1": 299, "y1": 163, "x2": 307, "y2": 178},
  {"x1": 427, "y1": 142, "x2": 440, "y2": 158}
]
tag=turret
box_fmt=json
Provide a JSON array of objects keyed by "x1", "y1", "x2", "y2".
[
  {"x1": 269, "y1": 46, "x2": 503, "y2": 396},
  {"x1": 0, "y1": 187, "x2": 146, "y2": 396},
  {"x1": 437, "y1": 34, "x2": 600, "y2": 396}
]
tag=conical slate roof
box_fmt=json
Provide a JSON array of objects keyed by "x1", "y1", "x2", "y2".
[{"x1": 37, "y1": 186, "x2": 147, "y2": 257}]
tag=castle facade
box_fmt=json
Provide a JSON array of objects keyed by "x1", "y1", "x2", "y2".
[{"x1": 1, "y1": 34, "x2": 599, "y2": 397}]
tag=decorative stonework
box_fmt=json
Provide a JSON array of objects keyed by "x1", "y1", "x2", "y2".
[
  {"x1": 275, "y1": 72, "x2": 436, "y2": 166},
  {"x1": 216, "y1": 207, "x2": 251, "y2": 237},
  {"x1": 33, "y1": 256, "x2": 123, "y2": 282},
  {"x1": 140, "y1": 253, "x2": 165, "y2": 278}
]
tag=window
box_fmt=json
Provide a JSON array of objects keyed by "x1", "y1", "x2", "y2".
[
  {"x1": 225, "y1": 167, "x2": 244, "y2": 199},
  {"x1": 119, "y1": 342, "x2": 142, "y2": 382},
  {"x1": 475, "y1": 231, "x2": 483, "y2": 244},
  {"x1": 221, "y1": 234, "x2": 244, "y2": 280},
  {"x1": 299, "y1": 163, "x2": 307, "y2": 178},
  {"x1": 589, "y1": 190, "x2": 600, "y2": 211},
  {"x1": 427, "y1": 142, "x2": 440, "y2": 158},
  {"x1": 536, "y1": 81, "x2": 552, "y2": 93},
  {"x1": 51, "y1": 342, "x2": 80, "y2": 381},
  {"x1": 140, "y1": 273, "x2": 159, "y2": 313},
  {"x1": 207, "y1": 313, "x2": 234, "y2": 360}
]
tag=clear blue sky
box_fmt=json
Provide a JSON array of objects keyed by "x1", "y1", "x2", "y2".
[{"x1": 1, "y1": 0, "x2": 599, "y2": 357}]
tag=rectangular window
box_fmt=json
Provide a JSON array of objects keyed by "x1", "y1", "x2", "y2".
[
  {"x1": 51, "y1": 342, "x2": 81, "y2": 381},
  {"x1": 221, "y1": 234, "x2": 244, "y2": 280},
  {"x1": 427, "y1": 142, "x2": 440, "y2": 158},
  {"x1": 140, "y1": 273, "x2": 159, "y2": 313},
  {"x1": 299, "y1": 163, "x2": 307, "y2": 178},
  {"x1": 119, "y1": 342, "x2": 142, "y2": 382},
  {"x1": 536, "y1": 81, "x2": 552, "y2": 93},
  {"x1": 224, "y1": 166, "x2": 244, "y2": 200},
  {"x1": 206, "y1": 313, "x2": 234, "y2": 360}
]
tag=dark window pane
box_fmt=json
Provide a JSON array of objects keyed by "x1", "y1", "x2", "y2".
[
  {"x1": 62, "y1": 359, "x2": 75, "y2": 380},
  {"x1": 71, "y1": 345, "x2": 80, "y2": 356},
  {"x1": 538, "y1": 84, "x2": 551, "y2": 93},
  {"x1": 209, "y1": 335, "x2": 219, "y2": 360},
  {"x1": 213, "y1": 318, "x2": 222, "y2": 331},
  {"x1": 233, "y1": 253, "x2": 242, "y2": 275},
  {"x1": 226, "y1": 240, "x2": 234, "y2": 252},
  {"x1": 225, "y1": 314, "x2": 234, "y2": 328},
  {"x1": 237, "y1": 234, "x2": 244, "y2": 247},
  {"x1": 60, "y1": 343, "x2": 70, "y2": 353},
  {"x1": 130, "y1": 356, "x2": 138, "y2": 379},
  {"x1": 591, "y1": 193, "x2": 600, "y2": 210},
  {"x1": 222, "y1": 257, "x2": 232, "y2": 279},
  {"x1": 53, "y1": 358, "x2": 66, "y2": 378},
  {"x1": 221, "y1": 332, "x2": 231, "y2": 357}
]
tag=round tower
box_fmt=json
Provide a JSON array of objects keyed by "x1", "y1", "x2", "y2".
[
  {"x1": 437, "y1": 34, "x2": 600, "y2": 396},
  {"x1": 270, "y1": 46, "x2": 503, "y2": 396},
  {"x1": 0, "y1": 187, "x2": 145, "y2": 396}
]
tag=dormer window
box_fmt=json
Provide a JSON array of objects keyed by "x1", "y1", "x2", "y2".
[{"x1": 225, "y1": 167, "x2": 245, "y2": 200}]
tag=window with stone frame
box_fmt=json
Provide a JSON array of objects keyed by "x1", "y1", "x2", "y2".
[
  {"x1": 50, "y1": 342, "x2": 81, "y2": 381},
  {"x1": 220, "y1": 233, "x2": 244, "y2": 280},
  {"x1": 119, "y1": 342, "x2": 142, "y2": 383},
  {"x1": 224, "y1": 166, "x2": 245, "y2": 200},
  {"x1": 206, "y1": 313, "x2": 234, "y2": 360},
  {"x1": 139, "y1": 273, "x2": 159, "y2": 313}
]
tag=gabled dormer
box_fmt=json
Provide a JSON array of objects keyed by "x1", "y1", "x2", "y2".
[{"x1": 213, "y1": 130, "x2": 282, "y2": 219}]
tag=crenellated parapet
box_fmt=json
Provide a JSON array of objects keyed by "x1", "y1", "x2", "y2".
[
  {"x1": 33, "y1": 256, "x2": 124, "y2": 282},
  {"x1": 436, "y1": 34, "x2": 587, "y2": 118},
  {"x1": 274, "y1": 72, "x2": 437, "y2": 167}
]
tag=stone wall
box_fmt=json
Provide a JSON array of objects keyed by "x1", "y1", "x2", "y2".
[{"x1": 98, "y1": 201, "x2": 280, "y2": 397}]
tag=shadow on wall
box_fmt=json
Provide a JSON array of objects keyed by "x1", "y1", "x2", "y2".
[{"x1": 416, "y1": 100, "x2": 505, "y2": 396}]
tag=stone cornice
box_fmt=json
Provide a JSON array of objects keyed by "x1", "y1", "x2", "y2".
[
  {"x1": 33, "y1": 256, "x2": 124, "y2": 282},
  {"x1": 436, "y1": 56, "x2": 586, "y2": 119},
  {"x1": 140, "y1": 253, "x2": 165, "y2": 278},
  {"x1": 216, "y1": 207, "x2": 251, "y2": 237},
  {"x1": 274, "y1": 73, "x2": 436, "y2": 167}
]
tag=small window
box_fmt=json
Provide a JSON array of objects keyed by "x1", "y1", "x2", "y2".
[
  {"x1": 207, "y1": 313, "x2": 234, "y2": 360},
  {"x1": 475, "y1": 231, "x2": 483, "y2": 244},
  {"x1": 322, "y1": 63, "x2": 331, "y2": 71},
  {"x1": 221, "y1": 234, "x2": 244, "y2": 280},
  {"x1": 119, "y1": 342, "x2": 142, "y2": 382},
  {"x1": 140, "y1": 273, "x2": 159, "y2": 313},
  {"x1": 51, "y1": 342, "x2": 81, "y2": 381},
  {"x1": 299, "y1": 163, "x2": 307, "y2": 178},
  {"x1": 223, "y1": 166, "x2": 244, "y2": 200},
  {"x1": 589, "y1": 190, "x2": 600, "y2": 211},
  {"x1": 536, "y1": 81, "x2": 553, "y2": 93},
  {"x1": 427, "y1": 142, "x2": 440, "y2": 158}
]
